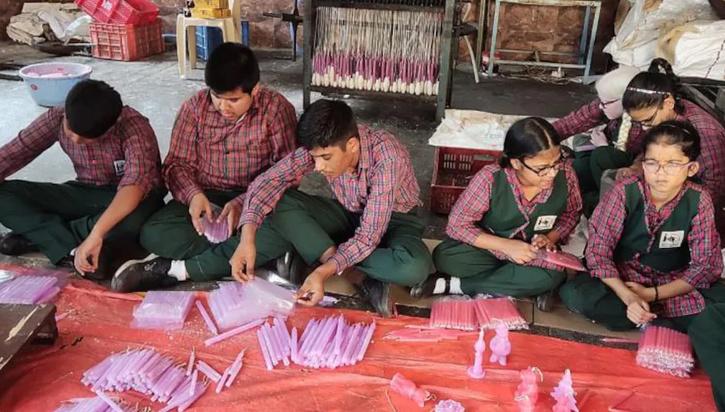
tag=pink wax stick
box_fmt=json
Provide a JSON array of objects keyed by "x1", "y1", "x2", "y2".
[
  {"x1": 357, "y1": 322, "x2": 377, "y2": 361},
  {"x1": 179, "y1": 382, "x2": 208, "y2": 412},
  {"x1": 290, "y1": 327, "x2": 300, "y2": 364},
  {"x1": 298, "y1": 319, "x2": 317, "y2": 349},
  {"x1": 299, "y1": 320, "x2": 321, "y2": 357},
  {"x1": 333, "y1": 316, "x2": 345, "y2": 356},
  {"x1": 273, "y1": 319, "x2": 291, "y2": 358},
  {"x1": 189, "y1": 369, "x2": 198, "y2": 395},
  {"x1": 196, "y1": 360, "x2": 221, "y2": 383},
  {"x1": 204, "y1": 318, "x2": 265, "y2": 347},
  {"x1": 186, "y1": 348, "x2": 196, "y2": 376},
  {"x1": 93, "y1": 390, "x2": 125, "y2": 412},
  {"x1": 261, "y1": 323, "x2": 281, "y2": 366},
  {"x1": 215, "y1": 366, "x2": 230, "y2": 393},
  {"x1": 225, "y1": 349, "x2": 246, "y2": 387},
  {"x1": 266, "y1": 323, "x2": 288, "y2": 365},
  {"x1": 314, "y1": 317, "x2": 338, "y2": 356},
  {"x1": 195, "y1": 300, "x2": 219, "y2": 335},
  {"x1": 341, "y1": 324, "x2": 362, "y2": 365},
  {"x1": 257, "y1": 329, "x2": 274, "y2": 370}
]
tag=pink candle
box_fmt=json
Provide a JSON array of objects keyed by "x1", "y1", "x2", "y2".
[
  {"x1": 204, "y1": 318, "x2": 265, "y2": 347},
  {"x1": 257, "y1": 329, "x2": 274, "y2": 370},
  {"x1": 196, "y1": 300, "x2": 219, "y2": 335}
]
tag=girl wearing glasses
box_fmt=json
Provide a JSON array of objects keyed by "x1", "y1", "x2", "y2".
[
  {"x1": 560, "y1": 121, "x2": 725, "y2": 334},
  {"x1": 413, "y1": 118, "x2": 582, "y2": 311},
  {"x1": 552, "y1": 66, "x2": 640, "y2": 216},
  {"x1": 615, "y1": 59, "x2": 725, "y2": 234}
]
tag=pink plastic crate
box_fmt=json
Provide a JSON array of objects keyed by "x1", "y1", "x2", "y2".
[
  {"x1": 75, "y1": 0, "x2": 158, "y2": 25},
  {"x1": 90, "y1": 19, "x2": 164, "y2": 61}
]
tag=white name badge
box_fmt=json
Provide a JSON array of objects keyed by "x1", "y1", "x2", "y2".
[
  {"x1": 113, "y1": 160, "x2": 126, "y2": 176},
  {"x1": 659, "y1": 230, "x2": 685, "y2": 248},
  {"x1": 534, "y1": 215, "x2": 557, "y2": 231}
]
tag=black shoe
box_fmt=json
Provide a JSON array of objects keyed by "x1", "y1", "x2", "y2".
[
  {"x1": 275, "y1": 250, "x2": 308, "y2": 286},
  {"x1": 0, "y1": 233, "x2": 39, "y2": 256},
  {"x1": 111, "y1": 255, "x2": 177, "y2": 292},
  {"x1": 410, "y1": 274, "x2": 451, "y2": 298},
  {"x1": 56, "y1": 256, "x2": 76, "y2": 270},
  {"x1": 536, "y1": 289, "x2": 556, "y2": 312},
  {"x1": 84, "y1": 239, "x2": 149, "y2": 281},
  {"x1": 357, "y1": 277, "x2": 392, "y2": 318}
]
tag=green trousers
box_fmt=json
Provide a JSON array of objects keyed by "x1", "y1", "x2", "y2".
[
  {"x1": 689, "y1": 303, "x2": 725, "y2": 412},
  {"x1": 573, "y1": 146, "x2": 633, "y2": 217},
  {"x1": 561, "y1": 275, "x2": 725, "y2": 411},
  {"x1": 139, "y1": 189, "x2": 254, "y2": 281},
  {"x1": 432, "y1": 238, "x2": 566, "y2": 297},
  {"x1": 0, "y1": 180, "x2": 164, "y2": 263},
  {"x1": 257, "y1": 189, "x2": 432, "y2": 286}
]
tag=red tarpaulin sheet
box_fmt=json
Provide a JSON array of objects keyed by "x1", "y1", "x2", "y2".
[{"x1": 0, "y1": 277, "x2": 716, "y2": 411}]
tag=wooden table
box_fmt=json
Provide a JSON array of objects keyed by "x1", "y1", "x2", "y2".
[{"x1": 0, "y1": 304, "x2": 58, "y2": 374}]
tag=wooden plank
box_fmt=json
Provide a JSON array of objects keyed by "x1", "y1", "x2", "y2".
[
  {"x1": 0, "y1": 303, "x2": 57, "y2": 375},
  {"x1": 436, "y1": 0, "x2": 456, "y2": 121}
]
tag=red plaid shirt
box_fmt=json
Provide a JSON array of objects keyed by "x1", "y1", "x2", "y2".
[
  {"x1": 0, "y1": 106, "x2": 162, "y2": 195},
  {"x1": 163, "y1": 87, "x2": 297, "y2": 206},
  {"x1": 553, "y1": 98, "x2": 622, "y2": 143},
  {"x1": 587, "y1": 176, "x2": 722, "y2": 317},
  {"x1": 241, "y1": 125, "x2": 421, "y2": 273},
  {"x1": 446, "y1": 162, "x2": 582, "y2": 271}
]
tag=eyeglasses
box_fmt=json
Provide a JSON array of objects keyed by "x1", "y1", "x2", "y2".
[
  {"x1": 521, "y1": 151, "x2": 568, "y2": 177},
  {"x1": 632, "y1": 106, "x2": 661, "y2": 128},
  {"x1": 599, "y1": 99, "x2": 619, "y2": 110},
  {"x1": 642, "y1": 159, "x2": 693, "y2": 175}
]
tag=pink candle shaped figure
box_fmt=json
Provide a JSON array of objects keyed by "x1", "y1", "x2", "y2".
[
  {"x1": 467, "y1": 328, "x2": 486, "y2": 379},
  {"x1": 390, "y1": 373, "x2": 431, "y2": 408},
  {"x1": 489, "y1": 322, "x2": 511, "y2": 366},
  {"x1": 514, "y1": 367, "x2": 543, "y2": 412},
  {"x1": 551, "y1": 369, "x2": 578, "y2": 412}
]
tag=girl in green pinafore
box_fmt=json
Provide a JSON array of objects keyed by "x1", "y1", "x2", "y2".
[{"x1": 413, "y1": 117, "x2": 583, "y2": 311}]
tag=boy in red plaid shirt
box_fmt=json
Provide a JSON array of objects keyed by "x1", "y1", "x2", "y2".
[
  {"x1": 112, "y1": 43, "x2": 297, "y2": 292},
  {"x1": 0, "y1": 80, "x2": 164, "y2": 279},
  {"x1": 232, "y1": 99, "x2": 431, "y2": 317}
]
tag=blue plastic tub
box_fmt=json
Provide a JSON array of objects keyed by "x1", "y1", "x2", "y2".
[{"x1": 19, "y1": 62, "x2": 93, "y2": 107}]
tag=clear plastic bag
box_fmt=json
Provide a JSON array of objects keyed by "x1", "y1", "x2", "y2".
[
  {"x1": 132, "y1": 291, "x2": 195, "y2": 330},
  {"x1": 208, "y1": 278, "x2": 295, "y2": 331}
]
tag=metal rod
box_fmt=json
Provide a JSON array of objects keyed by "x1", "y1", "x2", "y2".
[
  {"x1": 578, "y1": 5, "x2": 590, "y2": 65},
  {"x1": 487, "y1": 0, "x2": 501, "y2": 77},
  {"x1": 583, "y1": 2, "x2": 600, "y2": 82}
]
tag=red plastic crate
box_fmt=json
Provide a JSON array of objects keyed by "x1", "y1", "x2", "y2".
[
  {"x1": 430, "y1": 146, "x2": 501, "y2": 214},
  {"x1": 76, "y1": 0, "x2": 158, "y2": 25},
  {"x1": 90, "y1": 19, "x2": 164, "y2": 61}
]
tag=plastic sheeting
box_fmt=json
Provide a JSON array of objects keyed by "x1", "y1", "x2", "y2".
[{"x1": 0, "y1": 276, "x2": 717, "y2": 411}]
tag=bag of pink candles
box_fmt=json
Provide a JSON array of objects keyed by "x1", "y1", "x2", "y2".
[
  {"x1": 202, "y1": 204, "x2": 231, "y2": 244},
  {"x1": 538, "y1": 250, "x2": 586, "y2": 272},
  {"x1": 132, "y1": 291, "x2": 195, "y2": 330},
  {"x1": 0, "y1": 269, "x2": 68, "y2": 304},
  {"x1": 636, "y1": 326, "x2": 694, "y2": 377},
  {"x1": 208, "y1": 278, "x2": 296, "y2": 331}
]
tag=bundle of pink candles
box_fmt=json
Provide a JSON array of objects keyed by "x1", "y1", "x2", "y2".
[
  {"x1": 208, "y1": 279, "x2": 295, "y2": 331},
  {"x1": 473, "y1": 297, "x2": 528, "y2": 330},
  {"x1": 0, "y1": 274, "x2": 65, "y2": 304},
  {"x1": 636, "y1": 326, "x2": 694, "y2": 377},
  {"x1": 429, "y1": 297, "x2": 528, "y2": 331},
  {"x1": 132, "y1": 291, "x2": 195, "y2": 330},
  {"x1": 202, "y1": 205, "x2": 230, "y2": 244},
  {"x1": 429, "y1": 297, "x2": 478, "y2": 331},
  {"x1": 257, "y1": 314, "x2": 376, "y2": 370},
  {"x1": 75, "y1": 346, "x2": 248, "y2": 411}
]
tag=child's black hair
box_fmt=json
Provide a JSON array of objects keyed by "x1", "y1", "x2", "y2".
[
  {"x1": 643, "y1": 120, "x2": 701, "y2": 161},
  {"x1": 297, "y1": 99, "x2": 358, "y2": 150},
  {"x1": 205, "y1": 43, "x2": 260, "y2": 94},
  {"x1": 622, "y1": 58, "x2": 684, "y2": 114},
  {"x1": 499, "y1": 117, "x2": 560, "y2": 167},
  {"x1": 65, "y1": 79, "x2": 122, "y2": 138}
]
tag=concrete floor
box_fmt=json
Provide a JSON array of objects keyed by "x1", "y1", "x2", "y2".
[{"x1": 1, "y1": 43, "x2": 634, "y2": 344}]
